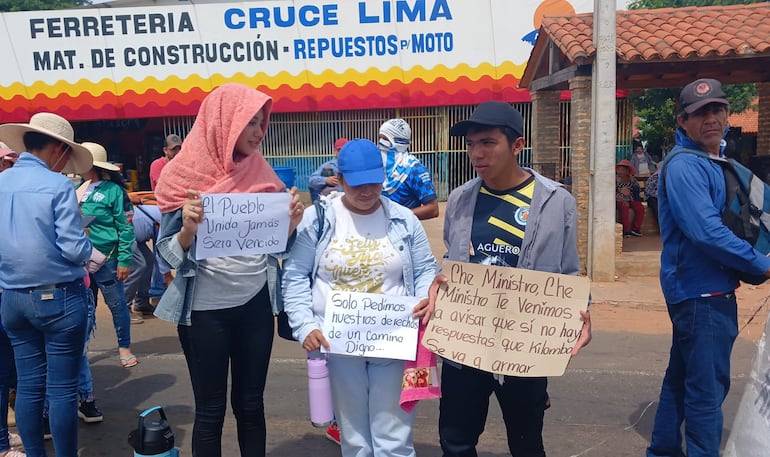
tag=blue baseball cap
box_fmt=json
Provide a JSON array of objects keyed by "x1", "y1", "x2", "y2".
[{"x1": 337, "y1": 139, "x2": 384, "y2": 187}]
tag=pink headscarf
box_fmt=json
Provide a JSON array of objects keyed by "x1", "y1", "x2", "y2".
[{"x1": 155, "y1": 83, "x2": 285, "y2": 213}]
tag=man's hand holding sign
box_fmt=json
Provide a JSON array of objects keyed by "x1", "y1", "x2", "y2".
[{"x1": 424, "y1": 261, "x2": 591, "y2": 377}]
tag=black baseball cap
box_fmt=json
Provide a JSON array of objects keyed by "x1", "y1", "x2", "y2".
[
  {"x1": 679, "y1": 78, "x2": 729, "y2": 114},
  {"x1": 450, "y1": 101, "x2": 524, "y2": 137}
]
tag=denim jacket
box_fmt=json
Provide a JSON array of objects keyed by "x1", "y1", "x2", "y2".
[
  {"x1": 153, "y1": 209, "x2": 291, "y2": 326},
  {"x1": 282, "y1": 194, "x2": 437, "y2": 344}
]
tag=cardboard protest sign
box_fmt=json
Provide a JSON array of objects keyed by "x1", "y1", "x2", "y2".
[
  {"x1": 196, "y1": 192, "x2": 290, "y2": 260},
  {"x1": 322, "y1": 291, "x2": 420, "y2": 361},
  {"x1": 423, "y1": 261, "x2": 590, "y2": 377}
]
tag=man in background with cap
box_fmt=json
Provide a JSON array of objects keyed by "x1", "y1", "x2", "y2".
[
  {"x1": 308, "y1": 137, "x2": 347, "y2": 202},
  {"x1": 425, "y1": 101, "x2": 591, "y2": 457},
  {"x1": 378, "y1": 119, "x2": 439, "y2": 220},
  {"x1": 149, "y1": 133, "x2": 182, "y2": 190},
  {"x1": 647, "y1": 78, "x2": 770, "y2": 457},
  {"x1": 0, "y1": 112, "x2": 94, "y2": 456}
]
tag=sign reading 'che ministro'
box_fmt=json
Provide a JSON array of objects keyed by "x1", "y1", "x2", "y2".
[{"x1": 424, "y1": 261, "x2": 590, "y2": 377}]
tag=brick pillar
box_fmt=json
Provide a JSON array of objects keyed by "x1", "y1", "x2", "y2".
[
  {"x1": 569, "y1": 76, "x2": 592, "y2": 275},
  {"x1": 758, "y1": 82, "x2": 770, "y2": 156},
  {"x1": 530, "y1": 90, "x2": 562, "y2": 180}
]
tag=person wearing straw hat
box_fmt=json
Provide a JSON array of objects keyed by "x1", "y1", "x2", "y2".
[
  {"x1": 615, "y1": 159, "x2": 645, "y2": 237},
  {"x1": 0, "y1": 142, "x2": 18, "y2": 173},
  {"x1": 0, "y1": 112, "x2": 93, "y2": 457},
  {"x1": 78, "y1": 142, "x2": 139, "y2": 372}
]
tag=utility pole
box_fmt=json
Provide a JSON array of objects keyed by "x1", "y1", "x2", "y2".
[{"x1": 588, "y1": 0, "x2": 617, "y2": 281}]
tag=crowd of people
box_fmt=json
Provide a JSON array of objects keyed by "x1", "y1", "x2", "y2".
[{"x1": 1, "y1": 76, "x2": 760, "y2": 457}]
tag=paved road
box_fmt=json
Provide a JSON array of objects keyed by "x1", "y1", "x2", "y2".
[
  {"x1": 22, "y1": 206, "x2": 770, "y2": 456},
  {"x1": 27, "y1": 303, "x2": 757, "y2": 457}
]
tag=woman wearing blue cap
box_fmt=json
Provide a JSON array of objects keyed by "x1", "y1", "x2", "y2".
[{"x1": 282, "y1": 139, "x2": 437, "y2": 457}]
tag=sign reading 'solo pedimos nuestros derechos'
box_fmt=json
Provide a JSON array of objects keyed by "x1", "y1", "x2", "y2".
[{"x1": 424, "y1": 261, "x2": 590, "y2": 377}]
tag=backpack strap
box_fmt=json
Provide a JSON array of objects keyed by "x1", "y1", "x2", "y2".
[
  {"x1": 659, "y1": 147, "x2": 725, "y2": 198},
  {"x1": 135, "y1": 204, "x2": 161, "y2": 235},
  {"x1": 135, "y1": 204, "x2": 160, "y2": 224}
]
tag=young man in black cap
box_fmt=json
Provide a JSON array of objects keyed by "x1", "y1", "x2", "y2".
[
  {"x1": 647, "y1": 78, "x2": 770, "y2": 457},
  {"x1": 426, "y1": 101, "x2": 592, "y2": 456}
]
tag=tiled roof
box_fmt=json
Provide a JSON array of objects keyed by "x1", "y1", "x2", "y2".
[
  {"x1": 729, "y1": 104, "x2": 758, "y2": 134},
  {"x1": 541, "y1": 3, "x2": 770, "y2": 64}
]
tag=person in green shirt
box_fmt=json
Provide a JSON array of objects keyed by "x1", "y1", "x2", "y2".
[{"x1": 79, "y1": 142, "x2": 138, "y2": 369}]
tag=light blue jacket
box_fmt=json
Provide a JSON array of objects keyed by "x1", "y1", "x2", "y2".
[
  {"x1": 153, "y1": 209, "x2": 289, "y2": 326},
  {"x1": 282, "y1": 195, "x2": 437, "y2": 344},
  {"x1": 0, "y1": 153, "x2": 92, "y2": 289},
  {"x1": 443, "y1": 169, "x2": 579, "y2": 275},
  {"x1": 659, "y1": 129, "x2": 770, "y2": 303}
]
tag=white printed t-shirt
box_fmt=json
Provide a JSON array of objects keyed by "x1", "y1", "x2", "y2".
[{"x1": 312, "y1": 198, "x2": 405, "y2": 320}]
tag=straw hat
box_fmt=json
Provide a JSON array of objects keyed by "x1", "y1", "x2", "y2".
[
  {"x1": 0, "y1": 112, "x2": 92, "y2": 174},
  {"x1": 0, "y1": 141, "x2": 18, "y2": 163},
  {"x1": 81, "y1": 142, "x2": 119, "y2": 171}
]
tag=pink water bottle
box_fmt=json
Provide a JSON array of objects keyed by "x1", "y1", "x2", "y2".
[{"x1": 307, "y1": 355, "x2": 334, "y2": 428}]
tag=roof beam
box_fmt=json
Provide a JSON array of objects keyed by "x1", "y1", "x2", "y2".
[{"x1": 528, "y1": 64, "x2": 592, "y2": 91}]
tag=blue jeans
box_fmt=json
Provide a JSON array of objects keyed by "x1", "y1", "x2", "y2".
[
  {"x1": 0, "y1": 292, "x2": 15, "y2": 453},
  {"x1": 123, "y1": 240, "x2": 154, "y2": 311},
  {"x1": 1, "y1": 280, "x2": 88, "y2": 457},
  {"x1": 149, "y1": 258, "x2": 167, "y2": 298},
  {"x1": 91, "y1": 259, "x2": 131, "y2": 349},
  {"x1": 647, "y1": 294, "x2": 738, "y2": 457},
  {"x1": 78, "y1": 289, "x2": 97, "y2": 401},
  {"x1": 149, "y1": 240, "x2": 169, "y2": 298},
  {"x1": 327, "y1": 354, "x2": 415, "y2": 457}
]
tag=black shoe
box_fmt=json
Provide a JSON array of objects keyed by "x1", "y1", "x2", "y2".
[
  {"x1": 42, "y1": 415, "x2": 52, "y2": 440},
  {"x1": 623, "y1": 232, "x2": 631, "y2": 238},
  {"x1": 135, "y1": 306, "x2": 155, "y2": 316},
  {"x1": 78, "y1": 400, "x2": 104, "y2": 423},
  {"x1": 631, "y1": 230, "x2": 643, "y2": 237}
]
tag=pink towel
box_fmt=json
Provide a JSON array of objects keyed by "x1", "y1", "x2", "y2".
[
  {"x1": 155, "y1": 83, "x2": 285, "y2": 213},
  {"x1": 400, "y1": 324, "x2": 441, "y2": 413}
]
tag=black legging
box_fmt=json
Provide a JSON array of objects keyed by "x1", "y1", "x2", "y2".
[{"x1": 178, "y1": 287, "x2": 274, "y2": 457}]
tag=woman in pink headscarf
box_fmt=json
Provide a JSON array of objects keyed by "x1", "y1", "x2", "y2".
[{"x1": 154, "y1": 83, "x2": 304, "y2": 457}]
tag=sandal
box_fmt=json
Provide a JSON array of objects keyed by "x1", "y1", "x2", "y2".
[{"x1": 120, "y1": 354, "x2": 139, "y2": 368}]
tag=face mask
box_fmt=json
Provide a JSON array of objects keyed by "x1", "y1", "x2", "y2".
[{"x1": 378, "y1": 138, "x2": 393, "y2": 153}]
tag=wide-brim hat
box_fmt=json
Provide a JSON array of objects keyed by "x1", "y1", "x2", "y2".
[
  {"x1": 0, "y1": 141, "x2": 18, "y2": 163},
  {"x1": 81, "y1": 141, "x2": 119, "y2": 171},
  {"x1": 0, "y1": 112, "x2": 92, "y2": 174},
  {"x1": 616, "y1": 159, "x2": 636, "y2": 176}
]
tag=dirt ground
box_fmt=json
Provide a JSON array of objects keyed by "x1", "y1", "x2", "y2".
[{"x1": 591, "y1": 277, "x2": 770, "y2": 341}]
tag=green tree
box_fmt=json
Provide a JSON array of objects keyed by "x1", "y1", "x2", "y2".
[
  {"x1": 0, "y1": 0, "x2": 90, "y2": 12},
  {"x1": 628, "y1": 0, "x2": 760, "y2": 158}
]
